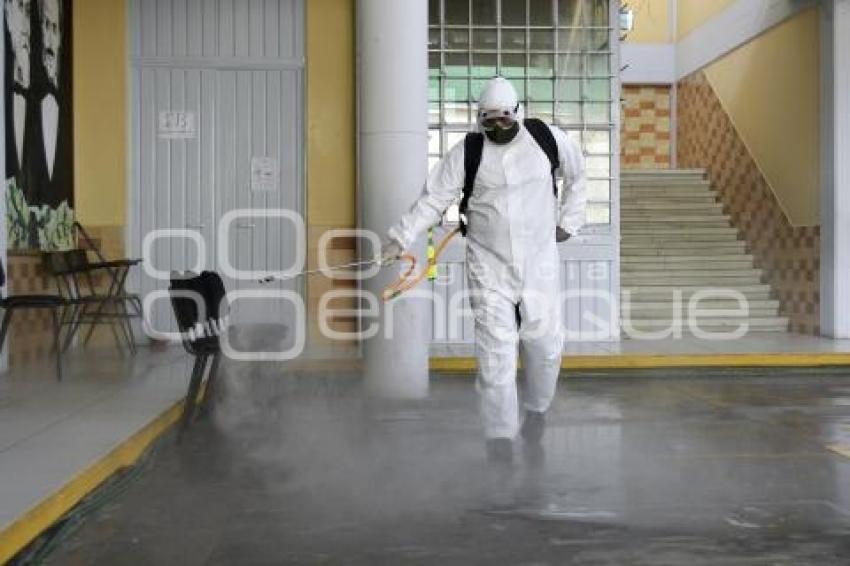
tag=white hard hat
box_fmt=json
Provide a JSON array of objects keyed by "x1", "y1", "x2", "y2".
[{"x1": 478, "y1": 77, "x2": 519, "y2": 112}]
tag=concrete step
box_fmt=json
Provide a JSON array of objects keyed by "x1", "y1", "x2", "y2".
[
  {"x1": 621, "y1": 254, "x2": 753, "y2": 264},
  {"x1": 622, "y1": 201, "x2": 724, "y2": 212},
  {"x1": 621, "y1": 241, "x2": 747, "y2": 254},
  {"x1": 623, "y1": 267, "x2": 762, "y2": 280},
  {"x1": 621, "y1": 266, "x2": 761, "y2": 286},
  {"x1": 623, "y1": 240, "x2": 744, "y2": 251},
  {"x1": 623, "y1": 284, "x2": 773, "y2": 300},
  {"x1": 621, "y1": 180, "x2": 709, "y2": 187},
  {"x1": 620, "y1": 183, "x2": 717, "y2": 197},
  {"x1": 622, "y1": 196, "x2": 720, "y2": 207},
  {"x1": 621, "y1": 259, "x2": 756, "y2": 272},
  {"x1": 621, "y1": 185, "x2": 714, "y2": 195},
  {"x1": 625, "y1": 317, "x2": 789, "y2": 333},
  {"x1": 625, "y1": 295, "x2": 775, "y2": 306},
  {"x1": 620, "y1": 169, "x2": 783, "y2": 335},
  {"x1": 622, "y1": 226, "x2": 739, "y2": 237},
  {"x1": 622, "y1": 181, "x2": 711, "y2": 189},
  {"x1": 622, "y1": 236, "x2": 741, "y2": 244},
  {"x1": 624, "y1": 293, "x2": 769, "y2": 306},
  {"x1": 623, "y1": 280, "x2": 764, "y2": 290},
  {"x1": 621, "y1": 199, "x2": 719, "y2": 209},
  {"x1": 622, "y1": 172, "x2": 708, "y2": 179},
  {"x1": 622, "y1": 168, "x2": 705, "y2": 176},
  {"x1": 624, "y1": 299, "x2": 780, "y2": 311},
  {"x1": 621, "y1": 216, "x2": 731, "y2": 226},
  {"x1": 624, "y1": 306, "x2": 781, "y2": 320},
  {"x1": 623, "y1": 238, "x2": 744, "y2": 248},
  {"x1": 622, "y1": 184, "x2": 715, "y2": 192}
]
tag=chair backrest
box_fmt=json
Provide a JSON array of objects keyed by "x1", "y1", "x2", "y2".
[
  {"x1": 169, "y1": 272, "x2": 205, "y2": 333},
  {"x1": 199, "y1": 271, "x2": 226, "y2": 321},
  {"x1": 73, "y1": 222, "x2": 108, "y2": 263},
  {"x1": 169, "y1": 271, "x2": 229, "y2": 344},
  {"x1": 42, "y1": 249, "x2": 90, "y2": 274},
  {"x1": 42, "y1": 250, "x2": 95, "y2": 300}
]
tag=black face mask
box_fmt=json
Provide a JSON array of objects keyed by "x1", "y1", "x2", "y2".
[{"x1": 484, "y1": 121, "x2": 520, "y2": 145}]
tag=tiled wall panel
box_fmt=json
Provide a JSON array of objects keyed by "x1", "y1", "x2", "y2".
[
  {"x1": 677, "y1": 72, "x2": 819, "y2": 334},
  {"x1": 621, "y1": 85, "x2": 671, "y2": 169}
]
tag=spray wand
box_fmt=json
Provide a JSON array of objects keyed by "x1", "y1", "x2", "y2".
[
  {"x1": 258, "y1": 226, "x2": 461, "y2": 302},
  {"x1": 258, "y1": 260, "x2": 382, "y2": 283}
]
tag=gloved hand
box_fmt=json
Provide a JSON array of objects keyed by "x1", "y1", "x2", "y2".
[
  {"x1": 380, "y1": 239, "x2": 404, "y2": 265},
  {"x1": 556, "y1": 227, "x2": 571, "y2": 243}
]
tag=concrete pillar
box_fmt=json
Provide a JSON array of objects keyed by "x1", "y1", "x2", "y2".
[
  {"x1": 357, "y1": 0, "x2": 430, "y2": 397},
  {"x1": 821, "y1": 0, "x2": 850, "y2": 337}
]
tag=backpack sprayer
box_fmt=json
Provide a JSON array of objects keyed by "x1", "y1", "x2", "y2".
[{"x1": 259, "y1": 227, "x2": 461, "y2": 302}]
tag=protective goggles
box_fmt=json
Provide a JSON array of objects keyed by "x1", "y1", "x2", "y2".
[{"x1": 478, "y1": 106, "x2": 519, "y2": 130}]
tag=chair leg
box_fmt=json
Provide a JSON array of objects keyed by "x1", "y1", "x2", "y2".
[
  {"x1": 83, "y1": 302, "x2": 110, "y2": 346},
  {"x1": 82, "y1": 319, "x2": 96, "y2": 345},
  {"x1": 85, "y1": 302, "x2": 125, "y2": 354},
  {"x1": 125, "y1": 295, "x2": 142, "y2": 317},
  {"x1": 131, "y1": 296, "x2": 143, "y2": 316},
  {"x1": 109, "y1": 319, "x2": 126, "y2": 354},
  {"x1": 110, "y1": 301, "x2": 132, "y2": 352},
  {"x1": 62, "y1": 304, "x2": 82, "y2": 352},
  {"x1": 178, "y1": 354, "x2": 209, "y2": 441},
  {"x1": 51, "y1": 307, "x2": 63, "y2": 381},
  {"x1": 199, "y1": 352, "x2": 222, "y2": 418},
  {"x1": 0, "y1": 309, "x2": 14, "y2": 355},
  {"x1": 118, "y1": 300, "x2": 137, "y2": 355}
]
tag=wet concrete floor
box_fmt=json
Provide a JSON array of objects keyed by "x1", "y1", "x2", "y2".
[{"x1": 40, "y1": 368, "x2": 850, "y2": 565}]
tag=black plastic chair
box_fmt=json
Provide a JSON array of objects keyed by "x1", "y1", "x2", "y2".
[
  {"x1": 169, "y1": 271, "x2": 228, "y2": 438},
  {"x1": 0, "y1": 258, "x2": 66, "y2": 380}
]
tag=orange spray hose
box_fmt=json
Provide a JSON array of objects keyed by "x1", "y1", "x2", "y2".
[{"x1": 382, "y1": 227, "x2": 461, "y2": 302}]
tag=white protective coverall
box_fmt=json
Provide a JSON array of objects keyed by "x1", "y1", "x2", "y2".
[{"x1": 387, "y1": 123, "x2": 587, "y2": 439}]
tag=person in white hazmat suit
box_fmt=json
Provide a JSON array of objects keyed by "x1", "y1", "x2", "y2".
[{"x1": 382, "y1": 77, "x2": 587, "y2": 463}]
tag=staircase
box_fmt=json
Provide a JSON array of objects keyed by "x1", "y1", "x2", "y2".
[{"x1": 620, "y1": 169, "x2": 789, "y2": 334}]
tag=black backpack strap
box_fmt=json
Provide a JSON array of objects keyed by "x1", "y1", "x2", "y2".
[
  {"x1": 459, "y1": 132, "x2": 484, "y2": 236},
  {"x1": 523, "y1": 118, "x2": 560, "y2": 197}
]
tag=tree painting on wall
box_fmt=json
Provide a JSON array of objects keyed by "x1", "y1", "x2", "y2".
[{"x1": 4, "y1": 0, "x2": 74, "y2": 250}]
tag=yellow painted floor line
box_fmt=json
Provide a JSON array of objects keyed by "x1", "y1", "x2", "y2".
[
  {"x1": 430, "y1": 353, "x2": 850, "y2": 373},
  {"x1": 0, "y1": 399, "x2": 185, "y2": 564}
]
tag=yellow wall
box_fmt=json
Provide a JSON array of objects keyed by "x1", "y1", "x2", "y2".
[
  {"x1": 626, "y1": 0, "x2": 671, "y2": 43},
  {"x1": 306, "y1": 0, "x2": 356, "y2": 228},
  {"x1": 703, "y1": 8, "x2": 820, "y2": 226},
  {"x1": 677, "y1": 0, "x2": 736, "y2": 39},
  {"x1": 73, "y1": 0, "x2": 127, "y2": 227},
  {"x1": 71, "y1": 0, "x2": 355, "y2": 232}
]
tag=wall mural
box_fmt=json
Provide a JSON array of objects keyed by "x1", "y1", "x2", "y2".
[{"x1": 4, "y1": 0, "x2": 73, "y2": 250}]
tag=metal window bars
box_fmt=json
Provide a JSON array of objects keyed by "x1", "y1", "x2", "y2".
[{"x1": 428, "y1": 0, "x2": 616, "y2": 226}]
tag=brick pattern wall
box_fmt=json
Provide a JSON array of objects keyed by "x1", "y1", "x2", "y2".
[
  {"x1": 5, "y1": 252, "x2": 60, "y2": 366},
  {"x1": 677, "y1": 72, "x2": 820, "y2": 334},
  {"x1": 307, "y1": 226, "x2": 359, "y2": 348},
  {"x1": 621, "y1": 85, "x2": 672, "y2": 169}
]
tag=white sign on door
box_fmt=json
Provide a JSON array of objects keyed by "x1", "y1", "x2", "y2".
[
  {"x1": 158, "y1": 111, "x2": 196, "y2": 139},
  {"x1": 251, "y1": 157, "x2": 280, "y2": 192}
]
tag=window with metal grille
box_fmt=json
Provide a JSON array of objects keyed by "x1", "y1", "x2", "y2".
[{"x1": 428, "y1": 0, "x2": 614, "y2": 226}]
